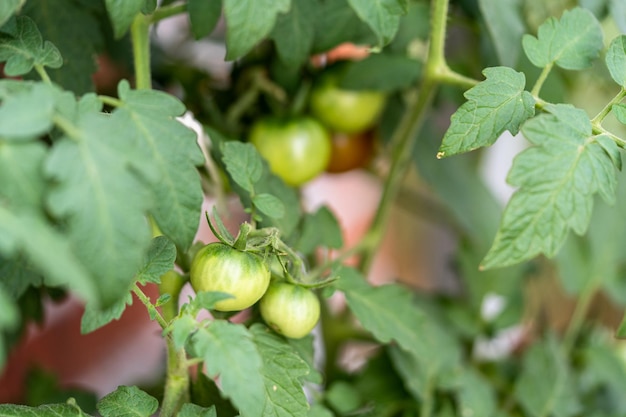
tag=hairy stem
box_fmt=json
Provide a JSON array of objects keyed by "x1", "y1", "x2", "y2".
[
  {"x1": 160, "y1": 341, "x2": 190, "y2": 417},
  {"x1": 358, "y1": 0, "x2": 449, "y2": 273}
]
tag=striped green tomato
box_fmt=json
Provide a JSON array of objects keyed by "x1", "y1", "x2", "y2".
[
  {"x1": 190, "y1": 242, "x2": 270, "y2": 311},
  {"x1": 259, "y1": 282, "x2": 321, "y2": 339}
]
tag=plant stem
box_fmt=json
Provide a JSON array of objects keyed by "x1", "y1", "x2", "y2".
[
  {"x1": 531, "y1": 63, "x2": 553, "y2": 97},
  {"x1": 151, "y1": 3, "x2": 187, "y2": 23},
  {"x1": 160, "y1": 340, "x2": 190, "y2": 417},
  {"x1": 34, "y1": 64, "x2": 52, "y2": 84},
  {"x1": 133, "y1": 285, "x2": 168, "y2": 329},
  {"x1": 591, "y1": 88, "x2": 626, "y2": 126},
  {"x1": 131, "y1": 13, "x2": 152, "y2": 90},
  {"x1": 358, "y1": 0, "x2": 449, "y2": 273},
  {"x1": 561, "y1": 275, "x2": 600, "y2": 355},
  {"x1": 98, "y1": 95, "x2": 124, "y2": 107}
]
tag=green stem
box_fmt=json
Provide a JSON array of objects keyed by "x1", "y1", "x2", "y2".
[
  {"x1": 34, "y1": 64, "x2": 52, "y2": 84},
  {"x1": 150, "y1": 3, "x2": 187, "y2": 23},
  {"x1": 98, "y1": 95, "x2": 124, "y2": 108},
  {"x1": 561, "y1": 275, "x2": 600, "y2": 355},
  {"x1": 591, "y1": 88, "x2": 626, "y2": 126},
  {"x1": 160, "y1": 339, "x2": 190, "y2": 417},
  {"x1": 531, "y1": 63, "x2": 553, "y2": 97},
  {"x1": 419, "y1": 376, "x2": 435, "y2": 417},
  {"x1": 133, "y1": 285, "x2": 168, "y2": 329},
  {"x1": 131, "y1": 13, "x2": 152, "y2": 90},
  {"x1": 52, "y1": 114, "x2": 82, "y2": 142},
  {"x1": 233, "y1": 222, "x2": 252, "y2": 250},
  {"x1": 358, "y1": 0, "x2": 450, "y2": 272},
  {"x1": 435, "y1": 67, "x2": 480, "y2": 89}
]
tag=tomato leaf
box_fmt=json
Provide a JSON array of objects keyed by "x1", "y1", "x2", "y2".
[
  {"x1": 438, "y1": 66, "x2": 535, "y2": 157},
  {"x1": 0, "y1": 208, "x2": 97, "y2": 306},
  {"x1": 189, "y1": 320, "x2": 266, "y2": 417},
  {"x1": 252, "y1": 193, "x2": 285, "y2": 219},
  {"x1": 614, "y1": 103, "x2": 626, "y2": 126},
  {"x1": 335, "y1": 267, "x2": 460, "y2": 380},
  {"x1": 188, "y1": 0, "x2": 222, "y2": 40},
  {"x1": 0, "y1": 82, "x2": 55, "y2": 139},
  {"x1": 444, "y1": 368, "x2": 497, "y2": 417},
  {"x1": 581, "y1": 343, "x2": 626, "y2": 413},
  {"x1": 222, "y1": 141, "x2": 264, "y2": 193},
  {"x1": 45, "y1": 111, "x2": 153, "y2": 307},
  {"x1": 104, "y1": 0, "x2": 145, "y2": 39},
  {"x1": 179, "y1": 404, "x2": 217, "y2": 417},
  {"x1": 22, "y1": 0, "x2": 104, "y2": 94},
  {"x1": 346, "y1": 0, "x2": 405, "y2": 47},
  {"x1": 0, "y1": 16, "x2": 62, "y2": 76},
  {"x1": 0, "y1": 285, "x2": 19, "y2": 369},
  {"x1": 522, "y1": 7, "x2": 603, "y2": 70},
  {"x1": 97, "y1": 385, "x2": 158, "y2": 417},
  {"x1": 250, "y1": 324, "x2": 311, "y2": 417},
  {"x1": 223, "y1": 0, "x2": 290, "y2": 60},
  {"x1": 114, "y1": 80, "x2": 204, "y2": 252},
  {"x1": 309, "y1": 0, "x2": 376, "y2": 53},
  {"x1": 0, "y1": 403, "x2": 89, "y2": 416},
  {"x1": 294, "y1": 205, "x2": 343, "y2": 255},
  {"x1": 482, "y1": 104, "x2": 619, "y2": 269},
  {"x1": 135, "y1": 236, "x2": 177, "y2": 285},
  {"x1": 80, "y1": 294, "x2": 132, "y2": 335},
  {"x1": 270, "y1": 0, "x2": 315, "y2": 67},
  {"x1": 0, "y1": 0, "x2": 24, "y2": 28},
  {"x1": 478, "y1": 0, "x2": 525, "y2": 67},
  {"x1": 514, "y1": 337, "x2": 581, "y2": 417},
  {"x1": 81, "y1": 236, "x2": 176, "y2": 333},
  {"x1": 0, "y1": 139, "x2": 46, "y2": 210},
  {"x1": 339, "y1": 54, "x2": 422, "y2": 91},
  {"x1": 255, "y1": 174, "x2": 302, "y2": 239},
  {"x1": 607, "y1": 35, "x2": 626, "y2": 88}
]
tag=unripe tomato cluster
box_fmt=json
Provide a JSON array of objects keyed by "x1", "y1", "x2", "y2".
[
  {"x1": 250, "y1": 70, "x2": 386, "y2": 186},
  {"x1": 190, "y1": 242, "x2": 321, "y2": 339}
]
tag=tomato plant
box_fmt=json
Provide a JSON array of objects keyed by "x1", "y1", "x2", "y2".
[
  {"x1": 259, "y1": 281, "x2": 321, "y2": 339},
  {"x1": 309, "y1": 71, "x2": 387, "y2": 134},
  {"x1": 249, "y1": 116, "x2": 332, "y2": 186},
  {"x1": 190, "y1": 242, "x2": 270, "y2": 311},
  {"x1": 3, "y1": 1, "x2": 626, "y2": 417}
]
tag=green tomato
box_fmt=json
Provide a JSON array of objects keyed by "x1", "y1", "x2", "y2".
[
  {"x1": 249, "y1": 116, "x2": 331, "y2": 186},
  {"x1": 259, "y1": 281, "x2": 321, "y2": 339},
  {"x1": 309, "y1": 73, "x2": 386, "y2": 134},
  {"x1": 190, "y1": 242, "x2": 270, "y2": 312}
]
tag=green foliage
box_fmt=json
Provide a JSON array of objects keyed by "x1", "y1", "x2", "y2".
[
  {"x1": 439, "y1": 66, "x2": 535, "y2": 157},
  {"x1": 105, "y1": 0, "x2": 147, "y2": 39},
  {"x1": 22, "y1": 0, "x2": 105, "y2": 94},
  {"x1": 0, "y1": 16, "x2": 62, "y2": 76},
  {"x1": 97, "y1": 386, "x2": 158, "y2": 417},
  {"x1": 482, "y1": 104, "x2": 619, "y2": 268},
  {"x1": 113, "y1": 81, "x2": 204, "y2": 252},
  {"x1": 3, "y1": 2, "x2": 626, "y2": 417},
  {"x1": 188, "y1": 0, "x2": 222, "y2": 40},
  {"x1": 514, "y1": 337, "x2": 581, "y2": 417},
  {"x1": 522, "y1": 7, "x2": 603, "y2": 70},
  {"x1": 223, "y1": 0, "x2": 290, "y2": 60}
]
